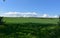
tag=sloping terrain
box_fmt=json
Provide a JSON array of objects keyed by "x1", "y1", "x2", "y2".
[{"x1": 0, "y1": 17, "x2": 59, "y2": 38}]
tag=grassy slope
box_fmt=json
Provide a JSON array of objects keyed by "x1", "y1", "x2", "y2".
[
  {"x1": 3, "y1": 17, "x2": 59, "y2": 24},
  {"x1": 0, "y1": 17, "x2": 60, "y2": 38}
]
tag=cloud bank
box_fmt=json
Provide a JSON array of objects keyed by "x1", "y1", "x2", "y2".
[{"x1": 0, "y1": 12, "x2": 59, "y2": 18}]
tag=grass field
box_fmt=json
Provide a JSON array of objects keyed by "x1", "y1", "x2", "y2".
[
  {"x1": 3, "y1": 17, "x2": 59, "y2": 24},
  {"x1": 0, "y1": 17, "x2": 60, "y2": 38}
]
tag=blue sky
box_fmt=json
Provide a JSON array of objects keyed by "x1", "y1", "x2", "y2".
[{"x1": 0, "y1": 0, "x2": 60, "y2": 17}]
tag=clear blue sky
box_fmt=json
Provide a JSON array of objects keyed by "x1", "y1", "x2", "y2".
[{"x1": 0, "y1": 0, "x2": 60, "y2": 15}]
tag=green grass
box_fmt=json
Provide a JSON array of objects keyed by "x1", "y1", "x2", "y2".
[
  {"x1": 0, "y1": 17, "x2": 60, "y2": 38},
  {"x1": 3, "y1": 17, "x2": 59, "y2": 24}
]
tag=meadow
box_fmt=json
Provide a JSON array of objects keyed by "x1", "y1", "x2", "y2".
[
  {"x1": 3, "y1": 17, "x2": 59, "y2": 24},
  {"x1": 0, "y1": 17, "x2": 60, "y2": 38}
]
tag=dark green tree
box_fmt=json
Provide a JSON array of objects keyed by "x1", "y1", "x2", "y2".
[
  {"x1": 0, "y1": 17, "x2": 4, "y2": 25},
  {"x1": 58, "y1": 16, "x2": 60, "y2": 26}
]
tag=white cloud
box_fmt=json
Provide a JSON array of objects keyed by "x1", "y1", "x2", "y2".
[
  {"x1": 47, "y1": 15, "x2": 58, "y2": 18},
  {"x1": 0, "y1": 12, "x2": 59, "y2": 18},
  {"x1": 54, "y1": 15, "x2": 58, "y2": 18},
  {"x1": 42, "y1": 14, "x2": 48, "y2": 17},
  {"x1": 5, "y1": 12, "x2": 17, "y2": 14},
  {"x1": 1, "y1": 12, "x2": 37, "y2": 17}
]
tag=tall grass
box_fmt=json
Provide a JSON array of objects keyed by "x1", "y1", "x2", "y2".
[{"x1": 0, "y1": 23, "x2": 60, "y2": 38}]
